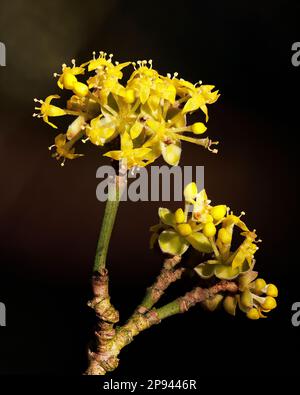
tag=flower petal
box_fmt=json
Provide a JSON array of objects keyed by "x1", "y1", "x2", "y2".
[
  {"x1": 158, "y1": 230, "x2": 189, "y2": 256},
  {"x1": 158, "y1": 208, "x2": 175, "y2": 226},
  {"x1": 214, "y1": 264, "x2": 240, "y2": 280},
  {"x1": 161, "y1": 143, "x2": 181, "y2": 166},
  {"x1": 194, "y1": 262, "x2": 215, "y2": 279},
  {"x1": 186, "y1": 232, "x2": 213, "y2": 253}
]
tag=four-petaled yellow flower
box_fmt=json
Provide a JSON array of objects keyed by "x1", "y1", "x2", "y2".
[
  {"x1": 104, "y1": 132, "x2": 152, "y2": 168},
  {"x1": 33, "y1": 95, "x2": 66, "y2": 128}
]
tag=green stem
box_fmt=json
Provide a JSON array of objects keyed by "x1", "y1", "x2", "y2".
[
  {"x1": 93, "y1": 175, "x2": 124, "y2": 272},
  {"x1": 156, "y1": 300, "x2": 181, "y2": 320}
]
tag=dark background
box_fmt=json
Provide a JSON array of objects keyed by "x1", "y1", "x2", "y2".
[{"x1": 0, "y1": 0, "x2": 299, "y2": 382}]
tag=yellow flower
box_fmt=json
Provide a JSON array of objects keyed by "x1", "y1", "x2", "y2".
[
  {"x1": 229, "y1": 230, "x2": 259, "y2": 270},
  {"x1": 54, "y1": 59, "x2": 85, "y2": 90},
  {"x1": 86, "y1": 115, "x2": 116, "y2": 146},
  {"x1": 182, "y1": 85, "x2": 220, "y2": 121},
  {"x1": 152, "y1": 207, "x2": 213, "y2": 256},
  {"x1": 33, "y1": 95, "x2": 66, "y2": 128},
  {"x1": 127, "y1": 61, "x2": 159, "y2": 104},
  {"x1": 143, "y1": 118, "x2": 217, "y2": 166},
  {"x1": 104, "y1": 132, "x2": 152, "y2": 168},
  {"x1": 49, "y1": 133, "x2": 83, "y2": 166},
  {"x1": 86, "y1": 52, "x2": 130, "y2": 105}
]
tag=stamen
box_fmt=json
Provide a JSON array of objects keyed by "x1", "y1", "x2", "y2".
[
  {"x1": 207, "y1": 140, "x2": 219, "y2": 154},
  {"x1": 81, "y1": 137, "x2": 89, "y2": 143},
  {"x1": 48, "y1": 144, "x2": 56, "y2": 150},
  {"x1": 61, "y1": 158, "x2": 66, "y2": 167},
  {"x1": 71, "y1": 59, "x2": 76, "y2": 67},
  {"x1": 173, "y1": 72, "x2": 178, "y2": 79},
  {"x1": 92, "y1": 51, "x2": 96, "y2": 60},
  {"x1": 167, "y1": 73, "x2": 171, "y2": 79},
  {"x1": 148, "y1": 59, "x2": 153, "y2": 68}
]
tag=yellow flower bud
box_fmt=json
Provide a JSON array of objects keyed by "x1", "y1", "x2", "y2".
[
  {"x1": 191, "y1": 122, "x2": 207, "y2": 135},
  {"x1": 175, "y1": 208, "x2": 185, "y2": 224},
  {"x1": 246, "y1": 308, "x2": 260, "y2": 320},
  {"x1": 202, "y1": 214, "x2": 213, "y2": 223},
  {"x1": 184, "y1": 182, "x2": 198, "y2": 203},
  {"x1": 266, "y1": 284, "x2": 278, "y2": 298},
  {"x1": 261, "y1": 296, "x2": 277, "y2": 310},
  {"x1": 73, "y1": 82, "x2": 89, "y2": 97},
  {"x1": 63, "y1": 72, "x2": 77, "y2": 89},
  {"x1": 254, "y1": 278, "x2": 267, "y2": 294},
  {"x1": 177, "y1": 223, "x2": 192, "y2": 237},
  {"x1": 218, "y1": 228, "x2": 231, "y2": 244},
  {"x1": 211, "y1": 205, "x2": 227, "y2": 221},
  {"x1": 124, "y1": 89, "x2": 135, "y2": 104},
  {"x1": 203, "y1": 222, "x2": 216, "y2": 238}
]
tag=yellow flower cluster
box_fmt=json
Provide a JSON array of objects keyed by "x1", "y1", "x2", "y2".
[
  {"x1": 33, "y1": 52, "x2": 220, "y2": 167},
  {"x1": 220, "y1": 272, "x2": 278, "y2": 319},
  {"x1": 150, "y1": 182, "x2": 278, "y2": 319}
]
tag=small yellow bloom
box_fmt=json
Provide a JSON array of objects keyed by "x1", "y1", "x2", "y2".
[
  {"x1": 104, "y1": 132, "x2": 151, "y2": 168},
  {"x1": 182, "y1": 85, "x2": 220, "y2": 121},
  {"x1": 86, "y1": 115, "x2": 116, "y2": 146},
  {"x1": 55, "y1": 60, "x2": 85, "y2": 90},
  {"x1": 49, "y1": 133, "x2": 83, "y2": 166},
  {"x1": 33, "y1": 95, "x2": 66, "y2": 128}
]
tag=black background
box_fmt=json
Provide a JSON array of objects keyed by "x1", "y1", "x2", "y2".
[{"x1": 0, "y1": 0, "x2": 299, "y2": 383}]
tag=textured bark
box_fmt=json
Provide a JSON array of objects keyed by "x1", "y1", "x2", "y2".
[
  {"x1": 86, "y1": 269, "x2": 119, "y2": 375},
  {"x1": 85, "y1": 279, "x2": 238, "y2": 375},
  {"x1": 136, "y1": 255, "x2": 183, "y2": 314}
]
